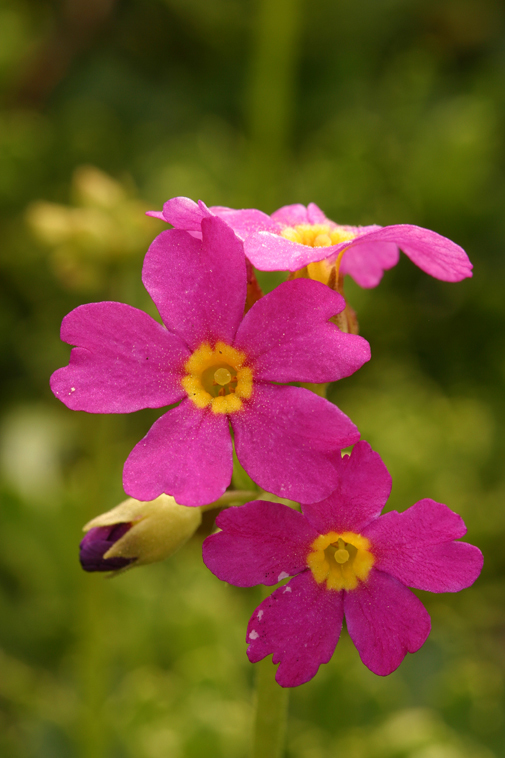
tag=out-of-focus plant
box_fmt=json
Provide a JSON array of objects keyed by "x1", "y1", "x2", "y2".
[{"x1": 25, "y1": 166, "x2": 161, "y2": 292}]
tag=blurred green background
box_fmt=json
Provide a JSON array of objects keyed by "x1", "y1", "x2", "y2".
[{"x1": 0, "y1": 0, "x2": 504, "y2": 756}]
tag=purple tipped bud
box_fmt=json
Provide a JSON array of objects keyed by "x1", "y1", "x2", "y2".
[{"x1": 79, "y1": 523, "x2": 135, "y2": 572}]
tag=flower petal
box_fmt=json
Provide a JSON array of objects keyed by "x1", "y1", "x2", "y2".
[
  {"x1": 246, "y1": 571, "x2": 344, "y2": 687},
  {"x1": 344, "y1": 569, "x2": 431, "y2": 676},
  {"x1": 145, "y1": 210, "x2": 165, "y2": 221},
  {"x1": 348, "y1": 224, "x2": 472, "y2": 282},
  {"x1": 142, "y1": 216, "x2": 247, "y2": 350},
  {"x1": 122, "y1": 400, "x2": 232, "y2": 506},
  {"x1": 363, "y1": 499, "x2": 483, "y2": 592},
  {"x1": 50, "y1": 302, "x2": 189, "y2": 412},
  {"x1": 339, "y1": 241, "x2": 399, "y2": 288},
  {"x1": 243, "y1": 231, "x2": 336, "y2": 271},
  {"x1": 301, "y1": 441, "x2": 392, "y2": 535},
  {"x1": 210, "y1": 207, "x2": 277, "y2": 239},
  {"x1": 234, "y1": 278, "x2": 370, "y2": 383},
  {"x1": 231, "y1": 384, "x2": 360, "y2": 503},
  {"x1": 202, "y1": 500, "x2": 318, "y2": 586},
  {"x1": 146, "y1": 196, "x2": 208, "y2": 230},
  {"x1": 307, "y1": 203, "x2": 330, "y2": 225},
  {"x1": 270, "y1": 203, "x2": 311, "y2": 226}
]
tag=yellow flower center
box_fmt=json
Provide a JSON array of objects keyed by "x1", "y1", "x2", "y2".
[
  {"x1": 181, "y1": 341, "x2": 253, "y2": 414},
  {"x1": 281, "y1": 224, "x2": 357, "y2": 287},
  {"x1": 280, "y1": 223, "x2": 356, "y2": 249},
  {"x1": 307, "y1": 531, "x2": 374, "y2": 591}
]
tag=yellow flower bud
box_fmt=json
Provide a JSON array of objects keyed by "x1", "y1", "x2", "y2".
[{"x1": 81, "y1": 495, "x2": 202, "y2": 573}]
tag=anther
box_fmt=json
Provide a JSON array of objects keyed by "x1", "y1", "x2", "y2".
[{"x1": 214, "y1": 368, "x2": 232, "y2": 386}]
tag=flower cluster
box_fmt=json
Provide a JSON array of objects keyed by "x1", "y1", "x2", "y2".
[{"x1": 51, "y1": 196, "x2": 481, "y2": 685}]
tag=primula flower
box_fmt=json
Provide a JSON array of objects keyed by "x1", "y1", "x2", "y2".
[
  {"x1": 51, "y1": 216, "x2": 370, "y2": 506},
  {"x1": 203, "y1": 441, "x2": 483, "y2": 686},
  {"x1": 80, "y1": 494, "x2": 203, "y2": 573},
  {"x1": 148, "y1": 197, "x2": 472, "y2": 289}
]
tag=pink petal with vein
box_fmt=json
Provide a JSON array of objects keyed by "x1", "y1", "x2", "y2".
[
  {"x1": 339, "y1": 241, "x2": 399, "y2": 287},
  {"x1": 246, "y1": 571, "x2": 344, "y2": 687},
  {"x1": 232, "y1": 384, "x2": 360, "y2": 503},
  {"x1": 363, "y1": 499, "x2": 483, "y2": 592},
  {"x1": 306, "y1": 203, "x2": 330, "y2": 224},
  {"x1": 50, "y1": 302, "x2": 188, "y2": 413},
  {"x1": 202, "y1": 500, "x2": 318, "y2": 586},
  {"x1": 234, "y1": 279, "x2": 370, "y2": 383},
  {"x1": 122, "y1": 400, "x2": 232, "y2": 506},
  {"x1": 243, "y1": 231, "x2": 337, "y2": 271},
  {"x1": 142, "y1": 217, "x2": 246, "y2": 351},
  {"x1": 347, "y1": 224, "x2": 472, "y2": 282},
  {"x1": 145, "y1": 210, "x2": 165, "y2": 221},
  {"x1": 270, "y1": 204, "x2": 312, "y2": 226},
  {"x1": 146, "y1": 196, "x2": 208, "y2": 230},
  {"x1": 210, "y1": 207, "x2": 277, "y2": 239},
  {"x1": 344, "y1": 569, "x2": 431, "y2": 676},
  {"x1": 301, "y1": 441, "x2": 392, "y2": 535}
]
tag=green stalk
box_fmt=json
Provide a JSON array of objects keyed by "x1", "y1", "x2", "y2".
[
  {"x1": 200, "y1": 489, "x2": 259, "y2": 512},
  {"x1": 251, "y1": 585, "x2": 289, "y2": 758},
  {"x1": 76, "y1": 413, "x2": 121, "y2": 758},
  {"x1": 245, "y1": 0, "x2": 303, "y2": 207},
  {"x1": 252, "y1": 655, "x2": 289, "y2": 758}
]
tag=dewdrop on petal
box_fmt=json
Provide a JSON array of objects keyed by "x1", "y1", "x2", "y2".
[{"x1": 80, "y1": 494, "x2": 202, "y2": 573}]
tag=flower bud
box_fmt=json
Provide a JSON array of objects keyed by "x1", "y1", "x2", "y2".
[{"x1": 79, "y1": 495, "x2": 202, "y2": 573}]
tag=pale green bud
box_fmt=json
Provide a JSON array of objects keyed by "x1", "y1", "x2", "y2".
[{"x1": 82, "y1": 495, "x2": 202, "y2": 572}]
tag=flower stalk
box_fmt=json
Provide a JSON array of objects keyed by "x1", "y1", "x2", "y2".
[{"x1": 252, "y1": 587, "x2": 289, "y2": 758}]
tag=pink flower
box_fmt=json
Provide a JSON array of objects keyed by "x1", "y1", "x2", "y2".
[
  {"x1": 50, "y1": 216, "x2": 370, "y2": 506},
  {"x1": 148, "y1": 198, "x2": 472, "y2": 288},
  {"x1": 203, "y1": 441, "x2": 483, "y2": 686}
]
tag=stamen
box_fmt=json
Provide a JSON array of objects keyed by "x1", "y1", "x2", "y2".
[{"x1": 214, "y1": 368, "x2": 232, "y2": 386}]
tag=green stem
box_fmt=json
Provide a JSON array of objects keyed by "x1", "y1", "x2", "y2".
[
  {"x1": 252, "y1": 654, "x2": 289, "y2": 758},
  {"x1": 300, "y1": 381, "x2": 329, "y2": 398},
  {"x1": 200, "y1": 489, "x2": 259, "y2": 511},
  {"x1": 244, "y1": 0, "x2": 302, "y2": 207},
  {"x1": 77, "y1": 413, "x2": 122, "y2": 758}
]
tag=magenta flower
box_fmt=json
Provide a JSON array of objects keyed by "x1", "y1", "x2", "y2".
[
  {"x1": 148, "y1": 198, "x2": 472, "y2": 288},
  {"x1": 203, "y1": 441, "x2": 483, "y2": 686},
  {"x1": 50, "y1": 216, "x2": 370, "y2": 506}
]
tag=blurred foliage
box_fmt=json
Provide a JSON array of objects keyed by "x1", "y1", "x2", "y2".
[{"x1": 0, "y1": 0, "x2": 505, "y2": 756}]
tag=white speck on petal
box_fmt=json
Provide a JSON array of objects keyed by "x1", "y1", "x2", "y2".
[
  {"x1": 70, "y1": 387, "x2": 75, "y2": 393},
  {"x1": 283, "y1": 586, "x2": 292, "y2": 593},
  {"x1": 249, "y1": 630, "x2": 259, "y2": 640},
  {"x1": 258, "y1": 610, "x2": 263, "y2": 620},
  {"x1": 278, "y1": 571, "x2": 289, "y2": 581}
]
